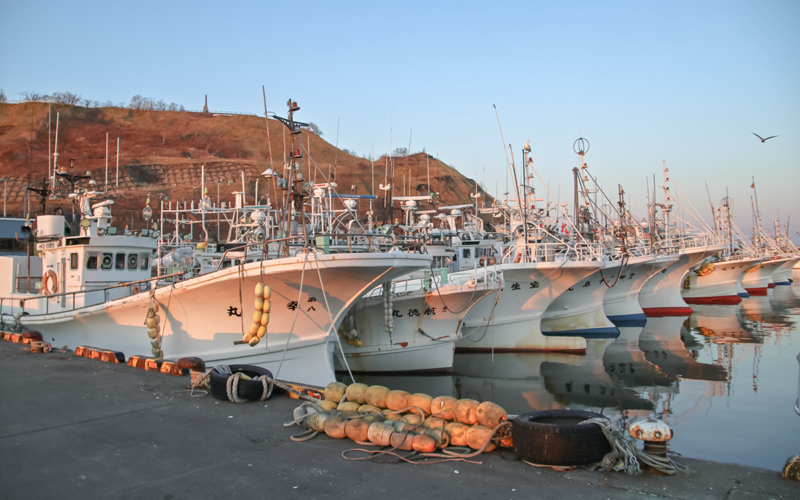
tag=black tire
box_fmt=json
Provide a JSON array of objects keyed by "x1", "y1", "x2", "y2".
[
  {"x1": 512, "y1": 410, "x2": 611, "y2": 466},
  {"x1": 208, "y1": 364, "x2": 272, "y2": 402}
]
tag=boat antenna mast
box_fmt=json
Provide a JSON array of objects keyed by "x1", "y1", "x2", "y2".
[{"x1": 273, "y1": 99, "x2": 309, "y2": 254}]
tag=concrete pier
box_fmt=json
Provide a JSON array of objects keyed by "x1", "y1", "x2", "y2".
[{"x1": 0, "y1": 341, "x2": 796, "y2": 499}]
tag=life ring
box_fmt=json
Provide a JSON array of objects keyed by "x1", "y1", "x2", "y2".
[
  {"x1": 514, "y1": 252, "x2": 522, "y2": 264},
  {"x1": 479, "y1": 256, "x2": 488, "y2": 267},
  {"x1": 42, "y1": 270, "x2": 58, "y2": 295}
]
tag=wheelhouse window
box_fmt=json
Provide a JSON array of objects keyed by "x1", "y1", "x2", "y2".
[
  {"x1": 101, "y1": 253, "x2": 113, "y2": 270},
  {"x1": 462, "y1": 249, "x2": 471, "y2": 259},
  {"x1": 70, "y1": 252, "x2": 79, "y2": 270},
  {"x1": 139, "y1": 253, "x2": 149, "y2": 270},
  {"x1": 127, "y1": 254, "x2": 138, "y2": 270},
  {"x1": 115, "y1": 253, "x2": 126, "y2": 270},
  {"x1": 86, "y1": 253, "x2": 98, "y2": 270}
]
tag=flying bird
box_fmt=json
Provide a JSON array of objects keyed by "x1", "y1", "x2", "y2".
[{"x1": 752, "y1": 133, "x2": 777, "y2": 143}]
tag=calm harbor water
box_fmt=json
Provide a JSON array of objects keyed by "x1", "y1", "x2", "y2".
[{"x1": 343, "y1": 271, "x2": 800, "y2": 471}]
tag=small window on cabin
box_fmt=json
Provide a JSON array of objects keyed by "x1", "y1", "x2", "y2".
[
  {"x1": 463, "y1": 249, "x2": 471, "y2": 259},
  {"x1": 86, "y1": 254, "x2": 98, "y2": 270},
  {"x1": 127, "y1": 254, "x2": 138, "y2": 270},
  {"x1": 70, "y1": 253, "x2": 78, "y2": 270},
  {"x1": 139, "y1": 253, "x2": 149, "y2": 270},
  {"x1": 115, "y1": 253, "x2": 126, "y2": 270},
  {"x1": 222, "y1": 260, "x2": 232, "y2": 269},
  {"x1": 101, "y1": 253, "x2": 113, "y2": 270},
  {"x1": 452, "y1": 254, "x2": 458, "y2": 262}
]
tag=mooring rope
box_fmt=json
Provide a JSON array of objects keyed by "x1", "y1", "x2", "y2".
[{"x1": 580, "y1": 417, "x2": 688, "y2": 475}]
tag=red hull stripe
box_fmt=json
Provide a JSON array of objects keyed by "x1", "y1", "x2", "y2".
[
  {"x1": 683, "y1": 295, "x2": 742, "y2": 305},
  {"x1": 745, "y1": 287, "x2": 768, "y2": 296},
  {"x1": 642, "y1": 307, "x2": 693, "y2": 317}
]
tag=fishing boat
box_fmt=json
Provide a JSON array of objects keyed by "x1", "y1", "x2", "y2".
[
  {"x1": 740, "y1": 257, "x2": 787, "y2": 296},
  {"x1": 0, "y1": 199, "x2": 431, "y2": 387},
  {"x1": 682, "y1": 254, "x2": 763, "y2": 304},
  {"x1": 0, "y1": 101, "x2": 434, "y2": 387}
]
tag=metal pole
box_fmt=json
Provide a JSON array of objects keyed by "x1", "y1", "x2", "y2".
[
  {"x1": 116, "y1": 137, "x2": 120, "y2": 190},
  {"x1": 48, "y1": 104, "x2": 51, "y2": 180},
  {"x1": 105, "y1": 133, "x2": 109, "y2": 192}
]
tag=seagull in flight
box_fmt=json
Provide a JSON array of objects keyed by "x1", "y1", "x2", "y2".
[{"x1": 752, "y1": 133, "x2": 777, "y2": 143}]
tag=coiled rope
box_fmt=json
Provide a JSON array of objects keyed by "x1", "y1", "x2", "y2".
[{"x1": 579, "y1": 417, "x2": 689, "y2": 475}]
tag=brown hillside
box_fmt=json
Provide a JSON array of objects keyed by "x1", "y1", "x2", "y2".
[{"x1": 0, "y1": 102, "x2": 488, "y2": 226}]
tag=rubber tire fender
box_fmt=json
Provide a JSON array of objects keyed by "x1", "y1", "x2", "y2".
[
  {"x1": 209, "y1": 364, "x2": 273, "y2": 402},
  {"x1": 511, "y1": 410, "x2": 611, "y2": 466}
]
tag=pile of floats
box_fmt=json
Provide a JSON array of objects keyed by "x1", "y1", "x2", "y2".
[{"x1": 287, "y1": 382, "x2": 512, "y2": 457}]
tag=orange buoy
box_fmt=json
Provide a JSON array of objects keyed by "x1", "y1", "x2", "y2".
[
  {"x1": 323, "y1": 415, "x2": 348, "y2": 439},
  {"x1": 466, "y1": 424, "x2": 496, "y2": 452},
  {"x1": 358, "y1": 404, "x2": 382, "y2": 414},
  {"x1": 308, "y1": 412, "x2": 333, "y2": 432},
  {"x1": 403, "y1": 413, "x2": 423, "y2": 425},
  {"x1": 444, "y1": 422, "x2": 470, "y2": 447},
  {"x1": 385, "y1": 390, "x2": 411, "y2": 410},
  {"x1": 390, "y1": 431, "x2": 415, "y2": 451},
  {"x1": 412, "y1": 434, "x2": 437, "y2": 453},
  {"x1": 317, "y1": 400, "x2": 338, "y2": 411},
  {"x1": 476, "y1": 401, "x2": 507, "y2": 428},
  {"x1": 365, "y1": 386, "x2": 390, "y2": 407},
  {"x1": 407, "y1": 393, "x2": 433, "y2": 415},
  {"x1": 325, "y1": 382, "x2": 348, "y2": 402},
  {"x1": 362, "y1": 414, "x2": 386, "y2": 424},
  {"x1": 453, "y1": 399, "x2": 480, "y2": 425},
  {"x1": 367, "y1": 422, "x2": 395, "y2": 446},
  {"x1": 346, "y1": 383, "x2": 369, "y2": 404},
  {"x1": 345, "y1": 419, "x2": 371, "y2": 442},
  {"x1": 430, "y1": 396, "x2": 457, "y2": 420},
  {"x1": 337, "y1": 402, "x2": 361, "y2": 412},
  {"x1": 424, "y1": 428, "x2": 448, "y2": 447},
  {"x1": 423, "y1": 417, "x2": 446, "y2": 430}
]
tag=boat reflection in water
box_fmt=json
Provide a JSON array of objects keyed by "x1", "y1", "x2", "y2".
[{"x1": 344, "y1": 276, "x2": 800, "y2": 471}]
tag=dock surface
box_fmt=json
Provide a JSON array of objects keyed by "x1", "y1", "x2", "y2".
[{"x1": 0, "y1": 341, "x2": 795, "y2": 499}]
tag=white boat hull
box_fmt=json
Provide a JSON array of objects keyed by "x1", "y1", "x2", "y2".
[
  {"x1": 741, "y1": 258, "x2": 786, "y2": 296},
  {"x1": 7, "y1": 252, "x2": 431, "y2": 387},
  {"x1": 333, "y1": 276, "x2": 496, "y2": 372},
  {"x1": 639, "y1": 244, "x2": 726, "y2": 316},
  {"x1": 457, "y1": 261, "x2": 603, "y2": 353},
  {"x1": 771, "y1": 258, "x2": 800, "y2": 286},
  {"x1": 683, "y1": 256, "x2": 761, "y2": 305},
  {"x1": 541, "y1": 261, "x2": 624, "y2": 338},
  {"x1": 603, "y1": 254, "x2": 678, "y2": 323}
]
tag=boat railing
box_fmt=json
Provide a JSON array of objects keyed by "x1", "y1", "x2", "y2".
[
  {"x1": 15, "y1": 276, "x2": 43, "y2": 294},
  {"x1": 210, "y1": 233, "x2": 418, "y2": 272},
  {"x1": 364, "y1": 267, "x2": 502, "y2": 298},
  {"x1": 501, "y1": 242, "x2": 603, "y2": 264},
  {"x1": 0, "y1": 271, "x2": 185, "y2": 320}
]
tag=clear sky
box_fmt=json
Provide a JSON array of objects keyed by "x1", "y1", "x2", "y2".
[{"x1": 2, "y1": 1, "x2": 798, "y2": 241}]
